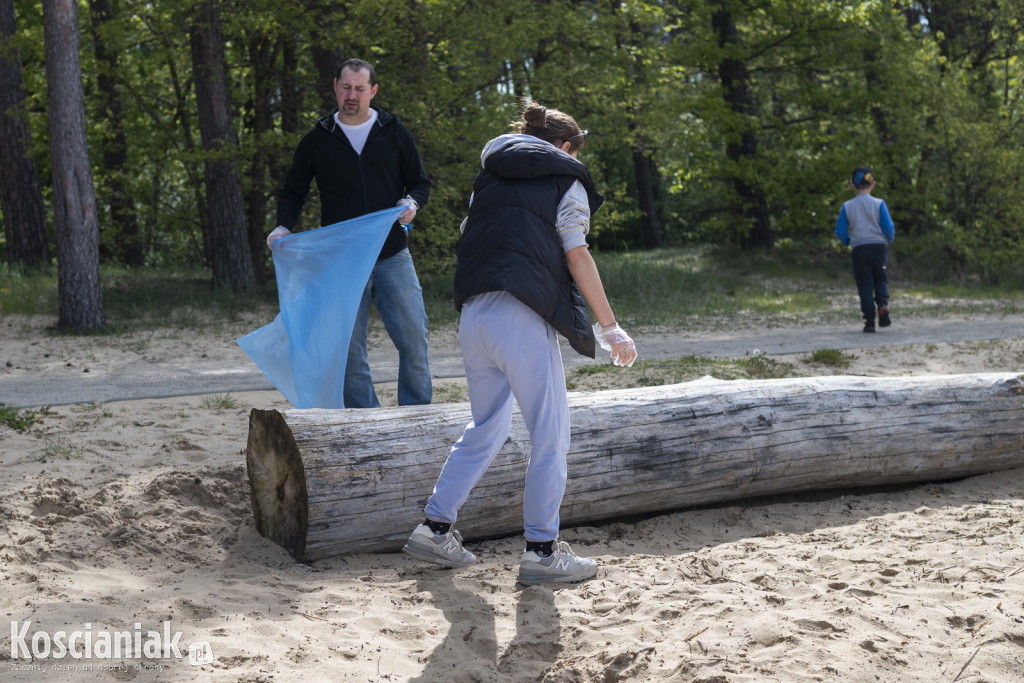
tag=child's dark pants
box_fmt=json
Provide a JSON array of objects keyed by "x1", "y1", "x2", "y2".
[{"x1": 851, "y1": 243, "x2": 889, "y2": 322}]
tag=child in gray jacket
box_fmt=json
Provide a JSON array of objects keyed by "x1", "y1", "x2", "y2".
[{"x1": 835, "y1": 166, "x2": 895, "y2": 332}]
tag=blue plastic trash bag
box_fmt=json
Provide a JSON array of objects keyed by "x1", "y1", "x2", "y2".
[{"x1": 237, "y1": 206, "x2": 407, "y2": 408}]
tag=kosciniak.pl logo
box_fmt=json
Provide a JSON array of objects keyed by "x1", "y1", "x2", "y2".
[{"x1": 10, "y1": 621, "x2": 213, "y2": 665}]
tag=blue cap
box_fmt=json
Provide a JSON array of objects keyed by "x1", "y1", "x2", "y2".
[{"x1": 852, "y1": 166, "x2": 874, "y2": 188}]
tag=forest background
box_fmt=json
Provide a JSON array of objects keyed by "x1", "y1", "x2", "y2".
[{"x1": 2, "y1": 0, "x2": 1024, "y2": 331}]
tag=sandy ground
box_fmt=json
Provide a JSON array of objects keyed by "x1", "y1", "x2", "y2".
[{"x1": 1, "y1": 313, "x2": 1024, "y2": 681}]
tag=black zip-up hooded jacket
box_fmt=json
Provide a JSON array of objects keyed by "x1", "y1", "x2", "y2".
[
  {"x1": 454, "y1": 137, "x2": 604, "y2": 358},
  {"x1": 276, "y1": 106, "x2": 431, "y2": 261}
]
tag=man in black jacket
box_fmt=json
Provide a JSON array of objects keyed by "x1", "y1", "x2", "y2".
[{"x1": 269, "y1": 58, "x2": 432, "y2": 408}]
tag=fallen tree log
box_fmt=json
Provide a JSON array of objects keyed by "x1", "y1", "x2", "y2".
[{"x1": 245, "y1": 373, "x2": 1024, "y2": 561}]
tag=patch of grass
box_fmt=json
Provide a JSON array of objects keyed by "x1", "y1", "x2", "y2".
[
  {"x1": 0, "y1": 265, "x2": 280, "y2": 334},
  {"x1": 592, "y1": 248, "x2": 740, "y2": 325},
  {"x1": 101, "y1": 269, "x2": 280, "y2": 333},
  {"x1": 432, "y1": 382, "x2": 469, "y2": 404},
  {"x1": 0, "y1": 404, "x2": 39, "y2": 431},
  {"x1": 745, "y1": 289, "x2": 832, "y2": 315},
  {"x1": 805, "y1": 348, "x2": 853, "y2": 368},
  {"x1": 591, "y1": 242, "x2": 1024, "y2": 327},
  {"x1": 200, "y1": 393, "x2": 240, "y2": 410},
  {"x1": 0, "y1": 264, "x2": 58, "y2": 314},
  {"x1": 736, "y1": 355, "x2": 796, "y2": 379},
  {"x1": 564, "y1": 355, "x2": 798, "y2": 392},
  {"x1": 420, "y1": 271, "x2": 460, "y2": 328},
  {"x1": 6, "y1": 240, "x2": 1024, "y2": 336},
  {"x1": 39, "y1": 435, "x2": 84, "y2": 460}
]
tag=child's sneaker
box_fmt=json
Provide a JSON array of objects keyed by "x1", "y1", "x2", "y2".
[
  {"x1": 863, "y1": 320, "x2": 876, "y2": 333},
  {"x1": 878, "y1": 306, "x2": 891, "y2": 327},
  {"x1": 402, "y1": 524, "x2": 476, "y2": 568},
  {"x1": 517, "y1": 541, "x2": 597, "y2": 586}
]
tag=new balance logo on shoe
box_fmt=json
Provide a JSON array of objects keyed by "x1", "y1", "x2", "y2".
[
  {"x1": 402, "y1": 524, "x2": 477, "y2": 568},
  {"x1": 517, "y1": 540, "x2": 598, "y2": 586}
]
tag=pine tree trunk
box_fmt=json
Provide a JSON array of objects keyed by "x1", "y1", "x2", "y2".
[
  {"x1": 43, "y1": 0, "x2": 105, "y2": 331},
  {"x1": 0, "y1": 0, "x2": 49, "y2": 267},
  {"x1": 311, "y1": 45, "x2": 342, "y2": 115},
  {"x1": 713, "y1": 3, "x2": 772, "y2": 249},
  {"x1": 89, "y1": 0, "x2": 143, "y2": 267},
  {"x1": 245, "y1": 35, "x2": 278, "y2": 283},
  {"x1": 190, "y1": 0, "x2": 255, "y2": 292},
  {"x1": 632, "y1": 141, "x2": 662, "y2": 248}
]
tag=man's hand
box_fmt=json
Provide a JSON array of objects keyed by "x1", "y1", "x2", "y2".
[
  {"x1": 397, "y1": 197, "x2": 418, "y2": 225},
  {"x1": 267, "y1": 226, "x2": 292, "y2": 248}
]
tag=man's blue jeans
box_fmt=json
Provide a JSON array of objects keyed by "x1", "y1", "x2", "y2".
[
  {"x1": 344, "y1": 248, "x2": 432, "y2": 408},
  {"x1": 851, "y1": 243, "x2": 889, "y2": 323}
]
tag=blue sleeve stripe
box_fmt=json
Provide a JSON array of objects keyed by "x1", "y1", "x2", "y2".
[{"x1": 879, "y1": 200, "x2": 895, "y2": 242}]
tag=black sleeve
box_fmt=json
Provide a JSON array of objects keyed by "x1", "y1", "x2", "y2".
[
  {"x1": 395, "y1": 121, "x2": 431, "y2": 209},
  {"x1": 275, "y1": 130, "x2": 316, "y2": 229}
]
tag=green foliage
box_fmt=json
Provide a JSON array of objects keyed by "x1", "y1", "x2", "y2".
[
  {"x1": 5, "y1": 243, "x2": 1024, "y2": 348},
  {"x1": 564, "y1": 354, "x2": 797, "y2": 392},
  {"x1": 0, "y1": 263, "x2": 58, "y2": 314},
  {"x1": 39, "y1": 435, "x2": 84, "y2": 460},
  {"x1": 200, "y1": 393, "x2": 240, "y2": 410},
  {"x1": 736, "y1": 355, "x2": 796, "y2": 380},
  {"x1": 6, "y1": 0, "x2": 1024, "y2": 294},
  {"x1": 0, "y1": 404, "x2": 39, "y2": 431},
  {"x1": 0, "y1": 265, "x2": 279, "y2": 333},
  {"x1": 419, "y1": 270, "x2": 460, "y2": 328},
  {"x1": 806, "y1": 349, "x2": 853, "y2": 368},
  {"x1": 98, "y1": 268, "x2": 279, "y2": 332},
  {"x1": 589, "y1": 243, "x2": 850, "y2": 326}
]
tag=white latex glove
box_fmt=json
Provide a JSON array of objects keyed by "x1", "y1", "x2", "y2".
[
  {"x1": 593, "y1": 322, "x2": 637, "y2": 368},
  {"x1": 267, "y1": 226, "x2": 292, "y2": 248},
  {"x1": 397, "y1": 196, "x2": 418, "y2": 226}
]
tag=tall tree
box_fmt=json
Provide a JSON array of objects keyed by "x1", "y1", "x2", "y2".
[
  {"x1": 89, "y1": 0, "x2": 143, "y2": 266},
  {"x1": 711, "y1": 1, "x2": 770, "y2": 248},
  {"x1": 243, "y1": 32, "x2": 279, "y2": 282},
  {"x1": 189, "y1": 0, "x2": 255, "y2": 291},
  {"x1": 614, "y1": 0, "x2": 664, "y2": 248},
  {"x1": 43, "y1": 0, "x2": 105, "y2": 330},
  {"x1": 0, "y1": 0, "x2": 49, "y2": 267}
]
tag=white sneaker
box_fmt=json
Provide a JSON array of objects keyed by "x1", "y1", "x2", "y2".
[
  {"x1": 517, "y1": 540, "x2": 597, "y2": 586},
  {"x1": 402, "y1": 524, "x2": 477, "y2": 568}
]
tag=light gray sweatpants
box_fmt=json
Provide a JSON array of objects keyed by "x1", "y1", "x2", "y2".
[{"x1": 424, "y1": 291, "x2": 570, "y2": 541}]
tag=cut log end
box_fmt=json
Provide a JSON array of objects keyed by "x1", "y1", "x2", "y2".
[{"x1": 246, "y1": 408, "x2": 308, "y2": 560}]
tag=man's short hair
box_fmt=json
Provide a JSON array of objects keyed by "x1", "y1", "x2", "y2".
[{"x1": 336, "y1": 58, "x2": 377, "y2": 86}]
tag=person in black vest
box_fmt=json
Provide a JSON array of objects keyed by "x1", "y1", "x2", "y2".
[{"x1": 403, "y1": 101, "x2": 637, "y2": 585}]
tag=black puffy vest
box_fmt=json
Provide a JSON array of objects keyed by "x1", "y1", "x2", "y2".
[{"x1": 453, "y1": 139, "x2": 604, "y2": 358}]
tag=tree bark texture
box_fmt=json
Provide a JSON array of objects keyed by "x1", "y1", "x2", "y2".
[
  {"x1": 190, "y1": 0, "x2": 255, "y2": 292},
  {"x1": 245, "y1": 34, "x2": 279, "y2": 283},
  {"x1": 246, "y1": 373, "x2": 1024, "y2": 561},
  {"x1": 89, "y1": 0, "x2": 142, "y2": 267},
  {"x1": 0, "y1": 0, "x2": 49, "y2": 267},
  {"x1": 43, "y1": 0, "x2": 105, "y2": 331},
  {"x1": 712, "y1": 3, "x2": 772, "y2": 249},
  {"x1": 311, "y1": 45, "x2": 341, "y2": 115},
  {"x1": 632, "y1": 141, "x2": 662, "y2": 248}
]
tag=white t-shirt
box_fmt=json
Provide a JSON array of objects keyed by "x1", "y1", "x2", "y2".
[{"x1": 335, "y1": 109, "x2": 378, "y2": 155}]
